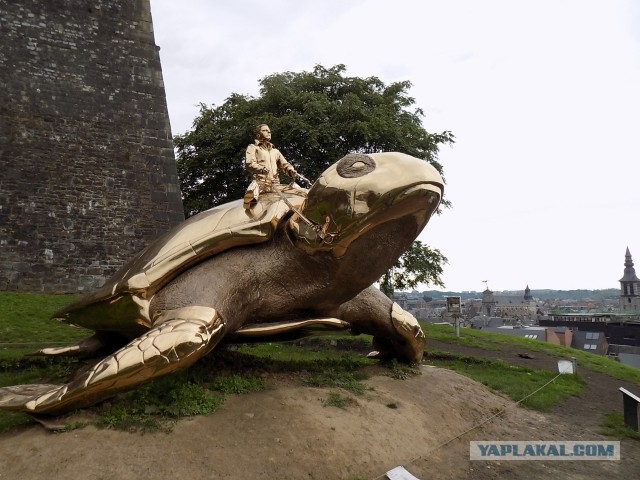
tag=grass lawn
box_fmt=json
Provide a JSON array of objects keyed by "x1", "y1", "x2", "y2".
[
  {"x1": 0, "y1": 292, "x2": 88, "y2": 349},
  {"x1": 422, "y1": 322, "x2": 640, "y2": 385},
  {"x1": 0, "y1": 292, "x2": 380, "y2": 432},
  {"x1": 0, "y1": 293, "x2": 636, "y2": 433},
  {"x1": 425, "y1": 350, "x2": 585, "y2": 411}
]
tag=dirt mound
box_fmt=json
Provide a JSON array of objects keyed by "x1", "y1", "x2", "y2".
[{"x1": 0, "y1": 366, "x2": 636, "y2": 479}]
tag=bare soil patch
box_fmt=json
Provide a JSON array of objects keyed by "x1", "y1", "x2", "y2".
[{"x1": 0, "y1": 360, "x2": 638, "y2": 480}]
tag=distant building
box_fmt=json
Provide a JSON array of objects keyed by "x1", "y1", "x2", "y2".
[
  {"x1": 395, "y1": 292, "x2": 432, "y2": 311},
  {"x1": 607, "y1": 345, "x2": 640, "y2": 368},
  {"x1": 469, "y1": 316, "x2": 510, "y2": 329},
  {"x1": 571, "y1": 330, "x2": 608, "y2": 356},
  {"x1": 539, "y1": 247, "x2": 640, "y2": 348},
  {"x1": 620, "y1": 247, "x2": 640, "y2": 311},
  {"x1": 545, "y1": 327, "x2": 608, "y2": 355},
  {"x1": 392, "y1": 290, "x2": 454, "y2": 321},
  {"x1": 539, "y1": 316, "x2": 640, "y2": 347},
  {"x1": 473, "y1": 323, "x2": 609, "y2": 356},
  {"x1": 546, "y1": 327, "x2": 573, "y2": 347},
  {"x1": 480, "y1": 285, "x2": 537, "y2": 319}
]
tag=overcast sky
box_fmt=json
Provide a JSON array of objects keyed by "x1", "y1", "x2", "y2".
[{"x1": 150, "y1": 0, "x2": 640, "y2": 293}]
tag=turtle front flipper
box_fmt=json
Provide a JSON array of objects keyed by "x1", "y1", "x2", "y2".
[
  {"x1": 333, "y1": 286, "x2": 425, "y2": 363},
  {"x1": 0, "y1": 307, "x2": 224, "y2": 415}
]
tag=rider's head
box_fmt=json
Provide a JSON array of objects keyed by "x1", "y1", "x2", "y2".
[{"x1": 254, "y1": 124, "x2": 271, "y2": 142}]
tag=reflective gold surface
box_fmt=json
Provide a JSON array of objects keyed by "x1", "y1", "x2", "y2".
[
  {"x1": 290, "y1": 152, "x2": 443, "y2": 257},
  {"x1": 234, "y1": 318, "x2": 350, "y2": 338},
  {"x1": 51, "y1": 185, "x2": 308, "y2": 334},
  {"x1": 0, "y1": 307, "x2": 223, "y2": 414},
  {"x1": 0, "y1": 152, "x2": 443, "y2": 414},
  {"x1": 244, "y1": 124, "x2": 296, "y2": 204}
]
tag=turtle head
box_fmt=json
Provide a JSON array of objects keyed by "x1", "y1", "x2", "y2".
[{"x1": 289, "y1": 152, "x2": 443, "y2": 268}]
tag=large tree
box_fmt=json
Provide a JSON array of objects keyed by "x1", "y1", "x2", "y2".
[
  {"x1": 379, "y1": 241, "x2": 448, "y2": 297},
  {"x1": 175, "y1": 64, "x2": 453, "y2": 293}
]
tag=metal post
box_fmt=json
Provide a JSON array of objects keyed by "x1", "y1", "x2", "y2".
[
  {"x1": 619, "y1": 387, "x2": 640, "y2": 432},
  {"x1": 446, "y1": 296, "x2": 462, "y2": 338}
]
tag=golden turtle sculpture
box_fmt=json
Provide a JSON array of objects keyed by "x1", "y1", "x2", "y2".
[{"x1": 0, "y1": 152, "x2": 443, "y2": 414}]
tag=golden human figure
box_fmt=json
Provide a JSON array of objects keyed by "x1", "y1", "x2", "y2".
[{"x1": 243, "y1": 124, "x2": 297, "y2": 209}]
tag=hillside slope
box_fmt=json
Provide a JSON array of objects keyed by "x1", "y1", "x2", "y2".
[{"x1": 0, "y1": 362, "x2": 638, "y2": 479}]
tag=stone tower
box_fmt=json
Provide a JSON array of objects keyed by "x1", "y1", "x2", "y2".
[
  {"x1": 481, "y1": 288, "x2": 496, "y2": 316},
  {"x1": 0, "y1": 0, "x2": 184, "y2": 293},
  {"x1": 619, "y1": 247, "x2": 640, "y2": 311}
]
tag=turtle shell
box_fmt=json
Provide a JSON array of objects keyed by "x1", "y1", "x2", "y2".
[{"x1": 53, "y1": 188, "x2": 307, "y2": 334}]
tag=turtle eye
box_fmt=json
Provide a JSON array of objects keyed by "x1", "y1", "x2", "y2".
[{"x1": 336, "y1": 154, "x2": 376, "y2": 178}]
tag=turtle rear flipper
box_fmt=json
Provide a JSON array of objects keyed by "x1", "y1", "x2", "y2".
[
  {"x1": 34, "y1": 334, "x2": 107, "y2": 358},
  {"x1": 0, "y1": 307, "x2": 224, "y2": 415},
  {"x1": 233, "y1": 318, "x2": 350, "y2": 340},
  {"x1": 333, "y1": 286, "x2": 425, "y2": 363}
]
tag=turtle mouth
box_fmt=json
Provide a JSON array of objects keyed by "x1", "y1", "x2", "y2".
[
  {"x1": 369, "y1": 180, "x2": 442, "y2": 233},
  {"x1": 393, "y1": 181, "x2": 443, "y2": 206},
  {"x1": 386, "y1": 181, "x2": 443, "y2": 231},
  {"x1": 325, "y1": 181, "x2": 442, "y2": 257}
]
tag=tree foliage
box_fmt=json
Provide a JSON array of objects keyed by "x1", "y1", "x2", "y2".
[
  {"x1": 379, "y1": 241, "x2": 449, "y2": 298},
  {"x1": 175, "y1": 64, "x2": 453, "y2": 215},
  {"x1": 174, "y1": 64, "x2": 454, "y2": 293}
]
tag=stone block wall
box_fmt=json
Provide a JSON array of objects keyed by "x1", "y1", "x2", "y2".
[{"x1": 0, "y1": 0, "x2": 185, "y2": 293}]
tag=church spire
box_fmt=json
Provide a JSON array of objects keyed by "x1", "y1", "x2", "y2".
[
  {"x1": 619, "y1": 247, "x2": 640, "y2": 311},
  {"x1": 620, "y1": 247, "x2": 640, "y2": 283}
]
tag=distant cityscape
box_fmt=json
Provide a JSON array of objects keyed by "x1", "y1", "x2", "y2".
[{"x1": 394, "y1": 248, "x2": 640, "y2": 369}]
